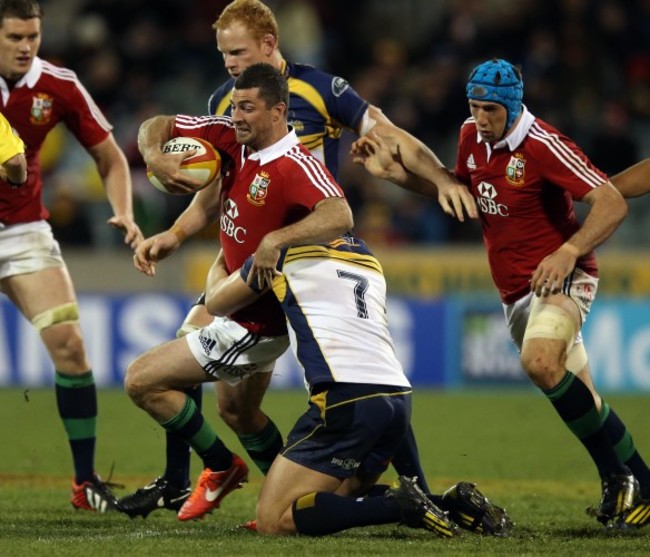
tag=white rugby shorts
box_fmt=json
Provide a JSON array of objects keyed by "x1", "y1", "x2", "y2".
[
  {"x1": 186, "y1": 315, "x2": 289, "y2": 385},
  {"x1": 504, "y1": 267, "x2": 599, "y2": 351},
  {"x1": 0, "y1": 221, "x2": 64, "y2": 289}
]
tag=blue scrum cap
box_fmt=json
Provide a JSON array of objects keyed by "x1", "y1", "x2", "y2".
[{"x1": 466, "y1": 58, "x2": 523, "y2": 130}]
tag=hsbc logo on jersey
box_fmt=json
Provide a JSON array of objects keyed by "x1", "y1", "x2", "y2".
[
  {"x1": 476, "y1": 182, "x2": 509, "y2": 216},
  {"x1": 220, "y1": 198, "x2": 246, "y2": 243}
]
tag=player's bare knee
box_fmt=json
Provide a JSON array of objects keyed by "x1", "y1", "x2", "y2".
[
  {"x1": 219, "y1": 403, "x2": 268, "y2": 434},
  {"x1": 124, "y1": 359, "x2": 153, "y2": 406},
  {"x1": 256, "y1": 508, "x2": 292, "y2": 536},
  {"x1": 48, "y1": 331, "x2": 87, "y2": 368},
  {"x1": 521, "y1": 346, "x2": 569, "y2": 389},
  {"x1": 521, "y1": 352, "x2": 557, "y2": 388},
  {"x1": 36, "y1": 303, "x2": 88, "y2": 368},
  {"x1": 218, "y1": 404, "x2": 251, "y2": 432},
  {"x1": 522, "y1": 302, "x2": 576, "y2": 389}
]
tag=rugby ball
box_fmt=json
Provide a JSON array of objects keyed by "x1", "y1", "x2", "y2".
[{"x1": 147, "y1": 136, "x2": 221, "y2": 194}]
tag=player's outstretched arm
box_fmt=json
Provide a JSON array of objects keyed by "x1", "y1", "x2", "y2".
[
  {"x1": 352, "y1": 124, "x2": 477, "y2": 222},
  {"x1": 251, "y1": 197, "x2": 353, "y2": 289},
  {"x1": 611, "y1": 158, "x2": 650, "y2": 198},
  {"x1": 138, "y1": 115, "x2": 203, "y2": 194},
  {"x1": 205, "y1": 250, "x2": 260, "y2": 317},
  {"x1": 87, "y1": 134, "x2": 144, "y2": 249},
  {"x1": 132, "y1": 178, "x2": 222, "y2": 277}
]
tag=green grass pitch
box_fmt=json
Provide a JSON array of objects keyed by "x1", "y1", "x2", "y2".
[{"x1": 1, "y1": 388, "x2": 648, "y2": 556}]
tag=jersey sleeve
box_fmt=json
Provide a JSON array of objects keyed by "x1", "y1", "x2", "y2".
[
  {"x1": 61, "y1": 74, "x2": 113, "y2": 148},
  {"x1": 299, "y1": 65, "x2": 368, "y2": 133},
  {"x1": 534, "y1": 131, "x2": 608, "y2": 200},
  {"x1": 324, "y1": 74, "x2": 368, "y2": 133},
  {"x1": 454, "y1": 123, "x2": 473, "y2": 185},
  {"x1": 173, "y1": 114, "x2": 239, "y2": 156},
  {"x1": 282, "y1": 147, "x2": 345, "y2": 208}
]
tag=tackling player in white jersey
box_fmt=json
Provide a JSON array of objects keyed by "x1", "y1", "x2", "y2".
[{"x1": 206, "y1": 234, "x2": 512, "y2": 536}]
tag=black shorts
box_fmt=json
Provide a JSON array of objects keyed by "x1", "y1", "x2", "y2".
[{"x1": 282, "y1": 382, "x2": 412, "y2": 478}]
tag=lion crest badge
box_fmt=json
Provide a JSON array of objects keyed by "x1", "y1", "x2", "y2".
[
  {"x1": 247, "y1": 171, "x2": 271, "y2": 206},
  {"x1": 505, "y1": 153, "x2": 526, "y2": 186},
  {"x1": 30, "y1": 93, "x2": 54, "y2": 125}
]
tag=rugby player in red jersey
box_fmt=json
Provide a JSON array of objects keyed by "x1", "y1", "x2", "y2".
[
  {"x1": 352, "y1": 58, "x2": 650, "y2": 530},
  {"x1": 0, "y1": 0, "x2": 142, "y2": 512},
  {"x1": 120, "y1": 0, "x2": 489, "y2": 533},
  {"x1": 126, "y1": 63, "x2": 354, "y2": 522}
]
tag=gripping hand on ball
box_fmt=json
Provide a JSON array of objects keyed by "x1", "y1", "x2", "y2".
[{"x1": 147, "y1": 149, "x2": 204, "y2": 195}]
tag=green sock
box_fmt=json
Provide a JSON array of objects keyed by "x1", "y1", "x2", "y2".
[
  {"x1": 544, "y1": 371, "x2": 627, "y2": 477},
  {"x1": 161, "y1": 395, "x2": 232, "y2": 471},
  {"x1": 238, "y1": 418, "x2": 283, "y2": 474},
  {"x1": 55, "y1": 370, "x2": 97, "y2": 483},
  {"x1": 601, "y1": 401, "x2": 650, "y2": 495}
]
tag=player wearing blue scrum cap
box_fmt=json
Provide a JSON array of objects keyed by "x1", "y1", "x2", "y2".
[
  {"x1": 351, "y1": 57, "x2": 650, "y2": 530},
  {"x1": 466, "y1": 58, "x2": 523, "y2": 137}
]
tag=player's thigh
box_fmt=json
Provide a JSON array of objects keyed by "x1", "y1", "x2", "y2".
[
  {"x1": 2, "y1": 265, "x2": 76, "y2": 320},
  {"x1": 127, "y1": 337, "x2": 210, "y2": 391},
  {"x1": 257, "y1": 454, "x2": 342, "y2": 529},
  {"x1": 215, "y1": 371, "x2": 273, "y2": 414}
]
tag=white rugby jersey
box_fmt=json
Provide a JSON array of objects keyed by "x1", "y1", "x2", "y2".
[{"x1": 268, "y1": 237, "x2": 410, "y2": 389}]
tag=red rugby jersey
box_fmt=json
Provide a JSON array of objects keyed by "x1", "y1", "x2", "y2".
[
  {"x1": 455, "y1": 107, "x2": 605, "y2": 304},
  {"x1": 0, "y1": 57, "x2": 111, "y2": 224},
  {"x1": 173, "y1": 114, "x2": 345, "y2": 335}
]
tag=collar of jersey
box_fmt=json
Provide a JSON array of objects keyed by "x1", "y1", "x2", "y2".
[
  {"x1": 476, "y1": 104, "x2": 534, "y2": 151},
  {"x1": 245, "y1": 126, "x2": 300, "y2": 165},
  {"x1": 11, "y1": 56, "x2": 43, "y2": 89}
]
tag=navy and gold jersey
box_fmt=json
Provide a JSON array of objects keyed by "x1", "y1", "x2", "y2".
[
  {"x1": 208, "y1": 60, "x2": 368, "y2": 178},
  {"x1": 241, "y1": 236, "x2": 409, "y2": 389}
]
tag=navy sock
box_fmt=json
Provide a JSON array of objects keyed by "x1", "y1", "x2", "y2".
[
  {"x1": 238, "y1": 418, "x2": 283, "y2": 475},
  {"x1": 365, "y1": 484, "x2": 390, "y2": 497},
  {"x1": 160, "y1": 395, "x2": 232, "y2": 472},
  {"x1": 390, "y1": 425, "x2": 430, "y2": 493},
  {"x1": 163, "y1": 386, "x2": 202, "y2": 487},
  {"x1": 55, "y1": 371, "x2": 97, "y2": 483},
  {"x1": 544, "y1": 372, "x2": 628, "y2": 478},
  {"x1": 601, "y1": 401, "x2": 650, "y2": 496},
  {"x1": 292, "y1": 492, "x2": 401, "y2": 535}
]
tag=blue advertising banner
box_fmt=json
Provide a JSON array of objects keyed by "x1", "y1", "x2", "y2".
[
  {"x1": 1, "y1": 294, "x2": 649, "y2": 391},
  {"x1": 0, "y1": 294, "x2": 448, "y2": 388}
]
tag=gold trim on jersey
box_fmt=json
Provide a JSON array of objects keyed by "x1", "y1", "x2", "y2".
[
  {"x1": 271, "y1": 274, "x2": 288, "y2": 303},
  {"x1": 282, "y1": 423, "x2": 324, "y2": 454},
  {"x1": 288, "y1": 79, "x2": 343, "y2": 141},
  {"x1": 215, "y1": 94, "x2": 231, "y2": 116},
  {"x1": 283, "y1": 245, "x2": 383, "y2": 275},
  {"x1": 311, "y1": 390, "x2": 327, "y2": 419},
  {"x1": 287, "y1": 79, "x2": 327, "y2": 120},
  {"x1": 299, "y1": 132, "x2": 328, "y2": 151},
  {"x1": 325, "y1": 390, "x2": 413, "y2": 412}
]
